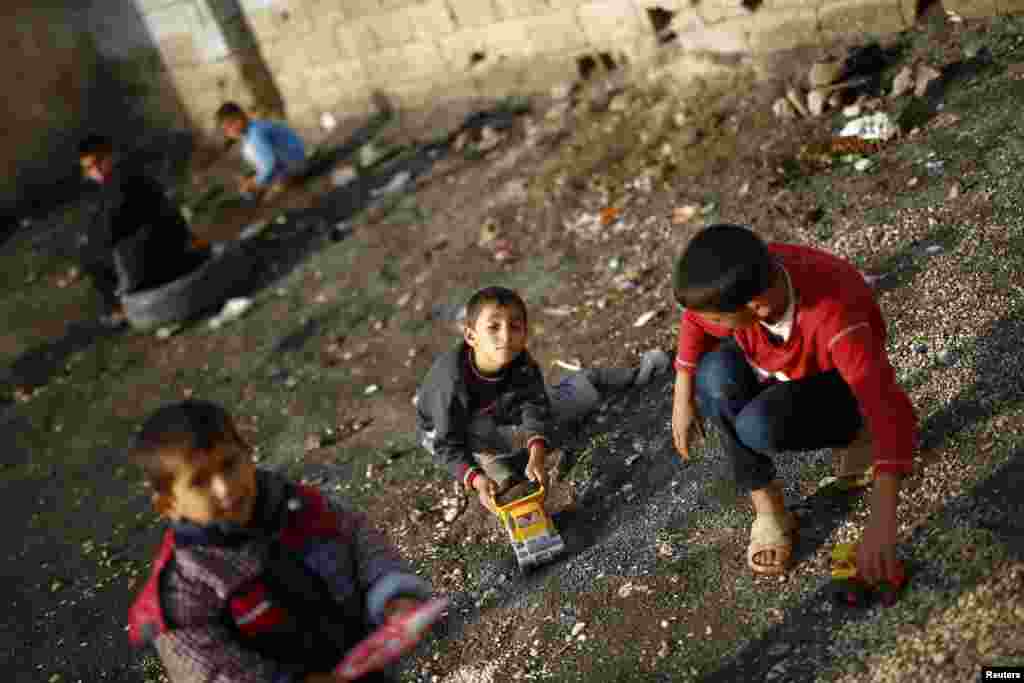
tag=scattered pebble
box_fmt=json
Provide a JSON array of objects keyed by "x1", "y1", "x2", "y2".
[{"x1": 364, "y1": 384, "x2": 380, "y2": 395}]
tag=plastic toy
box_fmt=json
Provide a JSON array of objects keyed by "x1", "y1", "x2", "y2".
[
  {"x1": 494, "y1": 482, "x2": 565, "y2": 572},
  {"x1": 829, "y1": 542, "x2": 906, "y2": 607},
  {"x1": 334, "y1": 597, "x2": 449, "y2": 680}
]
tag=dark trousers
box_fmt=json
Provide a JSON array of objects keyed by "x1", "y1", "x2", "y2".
[
  {"x1": 82, "y1": 258, "x2": 121, "y2": 310},
  {"x1": 693, "y1": 339, "x2": 863, "y2": 493}
]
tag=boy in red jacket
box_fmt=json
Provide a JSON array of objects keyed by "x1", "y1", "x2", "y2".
[{"x1": 670, "y1": 224, "x2": 916, "y2": 583}]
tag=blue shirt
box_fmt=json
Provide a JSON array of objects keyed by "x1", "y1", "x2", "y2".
[{"x1": 242, "y1": 119, "x2": 306, "y2": 186}]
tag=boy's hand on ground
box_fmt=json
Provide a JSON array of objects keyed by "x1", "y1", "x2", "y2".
[
  {"x1": 526, "y1": 447, "x2": 549, "y2": 491},
  {"x1": 672, "y1": 397, "x2": 704, "y2": 461},
  {"x1": 473, "y1": 475, "x2": 498, "y2": 514},
  {"x1": 858, "y1": 473, "x2": 902, "y2": 585}
]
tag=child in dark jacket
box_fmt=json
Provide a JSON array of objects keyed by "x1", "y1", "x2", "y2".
[
  {"x1": 127, "y1": 400, "x2": 433, "y2": 683},
  {"x1": 415, "y1": 286, "x2": 671, "y2": 512},
  {"x1": 78, "y1": 134, "x2": 208, "y2": 326}
]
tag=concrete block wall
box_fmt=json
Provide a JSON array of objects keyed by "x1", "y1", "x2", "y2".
[{"x1": 62, "y1": 0, "x2": 1024, "y2": 162}]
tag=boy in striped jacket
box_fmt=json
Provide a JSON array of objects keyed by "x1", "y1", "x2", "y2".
[
  {"x1": 127, "y1": 400, "x2": 433, "y2": 683},
  {"x1": 670, "y1": 224, "x2": 917, "y2": 584}
]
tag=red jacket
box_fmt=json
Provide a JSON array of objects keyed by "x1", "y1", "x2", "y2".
[{"x1": 675, "y1": 243, "x2": 917, "y2": 476}]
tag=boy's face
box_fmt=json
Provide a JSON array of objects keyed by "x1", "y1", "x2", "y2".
[
  {"x1": 221, "y1": 116, "x2": 247, "y2": 140},
  {"x1": 156, "y1": 441, "x2": 258, "y2": 527},
  {"x1": 80, "y1": 152, "x2": 114, "y2": 185},
  {"x1": 464, "y1": 302, "x2": 528, "y2": 373},
  {"x1": 694, "y1": 266, "x2": 789, "y2": 329}
]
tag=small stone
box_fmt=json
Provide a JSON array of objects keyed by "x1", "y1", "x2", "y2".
[
  {"x1": 571, "y1": 622, "x2": 586, "y2": 637},
  {"x1": 658, "y1": 640, "x2": 670, "y2": 658},
  {"x1": 304, "y1": 434, "x2": 322, "y2": 452},
  {"x1": 907, "y1": 176, "x2": 919, "y2": 188},
  {"x1": 843, "y1": 103, "x2": 862, "y2": 118},
  {"x1": 915, "y1": 64, "x2": 942, "y2": 96},
  {"x1": 947, "y1": 182, "x2": 962, "y2": 200},
  {"x1": 932, "y1": 651, "x2": 947, "y2": 665},
  {"x1": 786, "y1": 87, "x2": 809, "y2": 117},
  {"x1": 890, "y1": 66, "x2": 914, "y2": 98},
  {"x1": 442, "y1": 507, "x2": 458, "y2": 523},
  {"x1": 809, "y1": 57, "x2": 844, "y2": 88},
  {"x1": 397, "y1": 293, "x2": 412, "y2": 308},
  {"x1": 366, "y1": 464, "x2": 376, "y2": 480},
  {"x1": 807, "y1": 89, "x2": 829, "y2": 117},
  {"x1": 633, "y1": 310, "x2": 660, "y2": 327},
  {"x1": 772, "y1": 97, "x2": 796, "y2": 120},
  {"x1": 331, "y1": 166, "x2": 357, "y2": 188},
  {"x1": 618, "y1": 583, "x2": 634, "y2": 598},
  {"x1": 854, "y1": 158, "x2": 872, "y2": 172},
  {"x1": 364, "y1": 384, "x2": 380, "y2": 395}
]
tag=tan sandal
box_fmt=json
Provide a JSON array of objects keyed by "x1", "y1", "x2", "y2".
[{"x1": 747, "y1": 512, "x2": 798, "y2": 575}]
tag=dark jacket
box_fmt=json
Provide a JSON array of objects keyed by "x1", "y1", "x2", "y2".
[
  {"x1": 415, "y1": 342, "x2": 551, "y2": 483},
  {"x1": 86, "y1": 166, "x2": 205, "y2": 293},
  {"x1": 129, "y1": 470, "x2": 431, "y2": 683}
]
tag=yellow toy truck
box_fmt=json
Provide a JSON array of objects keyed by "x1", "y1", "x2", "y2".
[
  {"x1": 829, "y1": 542, "x2": 906, "y2": 607},
  {"x1": 494, "y1": 482, "x2": 565, "y2": 572}
]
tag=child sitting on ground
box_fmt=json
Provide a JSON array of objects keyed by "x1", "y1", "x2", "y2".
[
  {"x1": 415, "y1": 286, "x2": 671, "y2": 513},
  {"x1": 78, "y1": 134, "x2": 209, "y2": 327},
  {"x1": 216, "y1": 102, "x2": 307, "y2": 201},
  {"x1": 670, "y1": 224, "x2": 917, "y2": 584},
  {"x1": 127, "y1": 399, "x2": 433, "y2": 683}
]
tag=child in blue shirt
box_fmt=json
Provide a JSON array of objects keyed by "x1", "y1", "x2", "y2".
[{"x1": 217, "y1": 102, "x2": 307, "y2": 200}]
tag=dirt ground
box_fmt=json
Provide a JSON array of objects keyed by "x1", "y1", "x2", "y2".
[{"x1": 4, "y1": 8, "x2": 1024, "y2": 683}]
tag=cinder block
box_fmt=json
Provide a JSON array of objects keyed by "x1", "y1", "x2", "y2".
[
  {"x1": 698, "y1": 0, "x2": 753, "y2": 24},
  {"x1": 523, "y1": 10, "x2": 588, "y2": 53},
  {"x1": 378, "y1": 0, "x2": 421, "y2": 9},
  {"x1": 577, "y1": 0, "x2": 645, "y2": 45},
  {"x1": 745, "y1": 7, "x2": 819, "y2": 52},
  {"x1": 480, "y1": 18, "x2": 535, "y2": 58},
  {"x1": 516, "y1": 52, "x2": 579, "y2": 91},
  {"x1": 366, "y1": 41, "x2": 447, "y2": 85},
  {"x1": 758, "y1": 0, "x2": 819, "y2": 9},
  {"x1": 341, "y1": 16, "x2": 383, "y2": 54},
  {"x1": 367, "y1": 8, "x2": 416, "y2": 47},
  {"x1": 242, "y1": 0, "x2": 314, "y2": 42},
  {"x1": 493, "y1": 0, "x2": 551, "y2": 20},
  {"x1": 300, "y1": 25, "x2": 346, "y2": 65},
  {"x1": 448, "y1": 0, "x2": 500, "y2": 28},
  {"x1": 676, "y1": 22, "x2": 748, "y2": 53},
  {"x1": 158, "y1": 35, "x2": 201, "y2": 67},
  {"x1": 305, "y1": 60, "x2": 370, "y2": 102},
  {"x1": 819, "y1": 0, "x2": 908, "y2": 40},
  {"x1": 406, "y1": 0, "x2": 459, "y2": 41},
  {"x1": 940, "y1": 0, "x2": 997, "y2": 16},
  {"x1": 302, "y1": 0, "x2": 348, "y2": 24}
]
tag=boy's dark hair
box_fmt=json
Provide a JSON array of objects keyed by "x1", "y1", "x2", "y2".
[
  {"x1": 78, "y1": 134, "x2": 113, "y2": 159},
  {"x1": 673, "y1": 224, "x2": 776, "y2": 312},
  {"x1": 215, "y1": 101, "x2": 247, "y2": 124},
  {"x1": 131, "y1": 400, "x2": 248, "y2": 493},
  {"x1": 465, "y1": 286, "x2": 528, "y2": 328}
]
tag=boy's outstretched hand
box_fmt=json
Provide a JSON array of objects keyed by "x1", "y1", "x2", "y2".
[
  {"x1": 472, "y1": 474, "x2": 498, "y2": 514},
  {"x1": 526, "y1": 444, "x2": 549, "y2": 492},
  {"x1": 671, "y1": 385, "x2": 705, "y2": 460},
  {"x1": 858, "y1": 473, "x2": 903, "y2": 585}
]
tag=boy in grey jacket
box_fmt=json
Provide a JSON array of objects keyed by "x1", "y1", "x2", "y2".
[{"x1": 416, "y1": 286, "x2": 670, "y2": 512}]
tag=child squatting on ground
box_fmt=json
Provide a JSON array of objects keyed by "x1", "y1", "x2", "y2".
[
  {"x1": 415, "y1": 286, "x2": 670, "y2": 514},
  {"x1": 78, "y1": 134, "x2": 209, "y2": 327},
  {"x1": 670, "y1": 224, "x2": 918, "y2": 584},
  {"x1": 216, "y1": 102, "x2": 307, "y2": 202},
  {"x1": 127, "y1": 400, "x2": 433, "y2": 683}
]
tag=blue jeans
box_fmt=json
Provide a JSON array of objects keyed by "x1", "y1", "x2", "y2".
[{"x1": 694, "y1": 339, "x2": 863, "y2": 493}]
